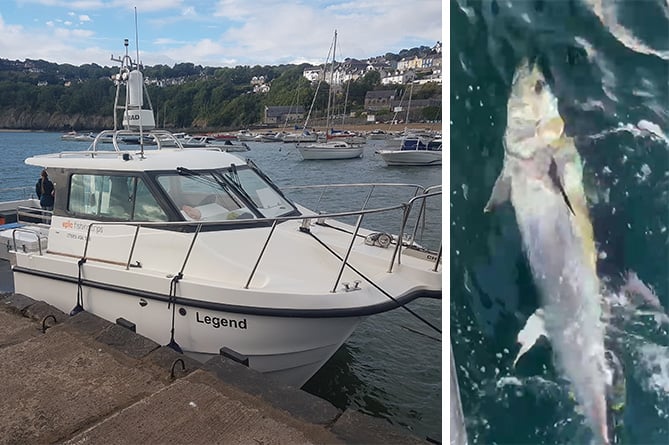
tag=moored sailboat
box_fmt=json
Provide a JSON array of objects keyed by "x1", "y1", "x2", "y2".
[{"x1": 297, "y1": 30, "x2": 365, "y2": 160}]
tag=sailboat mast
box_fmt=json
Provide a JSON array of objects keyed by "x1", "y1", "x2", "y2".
[
  {"x1": 325, "y1": 30, "x2": 337, "y2": 134},
  {"x1": 405, "y1": 83, "x2": 413, "y2": 126},
  {"x1": 341, "y1": 80, "x2": 349, "y2": 127}
]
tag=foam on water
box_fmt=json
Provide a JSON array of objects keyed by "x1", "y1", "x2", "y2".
[
  {"x1": 585, "y1": 0, "x2": 669, "y2": 60},
  {"x1": 637, "y1": 344, "x2": 669, "y2": 395},
  {"x1": 587, "y1": 120, "x2": 669, "y2": 146}
]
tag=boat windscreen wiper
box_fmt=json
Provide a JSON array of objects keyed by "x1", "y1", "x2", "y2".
[
  {"x1": 177, "y1": 166, "x2": 234, "y2": 195},
  {"x1": 246, "y1": 158, "x2": 292, "y2": 202},
  {"x1": 176, "y1": 166, "x2": 199, "y2": 177},
  {"x1": 221, "y1": 164, "x2": 256, "y2": 206}
]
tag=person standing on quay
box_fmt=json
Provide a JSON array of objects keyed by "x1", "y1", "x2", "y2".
[{"x1": 36, "y1": 169, "x2": 55, "y2": 210}]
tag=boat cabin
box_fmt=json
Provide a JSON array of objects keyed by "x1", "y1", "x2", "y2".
[{"x1": 33, "y1": 148, "x2": 298, "y2": 226}]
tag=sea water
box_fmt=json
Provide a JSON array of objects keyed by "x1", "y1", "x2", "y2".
[{"x1": 452, "y1": 0, "x2": 668, "y2": 443}]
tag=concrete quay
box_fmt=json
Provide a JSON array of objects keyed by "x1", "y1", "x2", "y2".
[{"x1": 0, "y1": 291, "x2": 432, "y2": 445}]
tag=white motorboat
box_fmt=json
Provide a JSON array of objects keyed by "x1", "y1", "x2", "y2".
[
  {"x1": 325, "y1": 131, "x2": 366, "y2": 145},
  {"x1": 235, "y1": 130, "x2": 258, "y2": 141},
  {"x1": 61, "y1": 131, "x2": 96, "y2": 142},
  {"x1": 297, "y1": 140, "x2": 364, "y2": 160},
  {"x1": 377, "y1": 138, "x2": 442, "y2": 166},
  {"x1": 184, "y1": 136, "x2": 251, "y2": 152},
  {"x1": 366, "y1": 129, "x2": 391, "y2": 140},
  {"x1": 281, "y1": 131, "x2": 319, "y2": 143},
  {"x1": 0, "y1": 41, "x2": 441, "y2": 388}
]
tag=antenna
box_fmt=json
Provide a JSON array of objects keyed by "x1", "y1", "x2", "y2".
[{"x1": 134, "y1": 7, "x2": 140, "y2": 67}]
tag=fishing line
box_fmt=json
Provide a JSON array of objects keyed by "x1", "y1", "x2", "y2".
[{"x1": 304, "y1": 230, "x2": 441, "y2": 337}]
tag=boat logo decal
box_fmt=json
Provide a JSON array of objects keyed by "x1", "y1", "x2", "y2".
[
  {"x1": 61, "y1": 220, "x2": 104, "y2": 233},
  {"x1": 196, "y1": 311, "x2": 248, "y2": 330}
]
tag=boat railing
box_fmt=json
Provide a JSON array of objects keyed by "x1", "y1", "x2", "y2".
[
  {"x1": 281, "y1": 182, "x2": 439, "y2": 246},
  {"x1": 16, "y1": 206, "x2": 52, "y2": 225},
  {"x1": 9, "y1": 227, "x2": 45, "y2": 255},
  {"x1": 89, "y1": 129, "x2": 187, "y2": 154},
  {"x1": 47, "y1": 130, "x2": 188, "y2": 160},
  {"x1": 43, "y1": 184, "x2": 441, "y2": 293}
]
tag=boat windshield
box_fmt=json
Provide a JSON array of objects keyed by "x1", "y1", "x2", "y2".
[{"x1": 156, "y1": 166, "x2": 295, "y2": 221}]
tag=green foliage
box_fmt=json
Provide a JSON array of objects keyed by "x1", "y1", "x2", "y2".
[
  {"x1": 421, "y1": 106, "x2": 442, "y2": 121},
  {"x1": 0, "y1": 46, "x2": 440, "y2": 130},
  {"x1": 413, "y1": 82, "x2": 441, "y2": 99}
]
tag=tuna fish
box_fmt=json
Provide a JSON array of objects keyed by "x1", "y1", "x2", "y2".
[{"x1": 485, "y1": 59, "x2": 611, "y2": 444}]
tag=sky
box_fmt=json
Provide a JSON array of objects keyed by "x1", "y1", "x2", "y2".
[{"x1": 0, "y1": 0, "x2": 443, "y2": 68}]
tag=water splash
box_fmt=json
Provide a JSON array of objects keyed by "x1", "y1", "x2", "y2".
[
  {"x1": 585, "y1": 0, "x2": 669, "y2": 60},
  {"x1": 587, "y1": 120, "x2": 669, "y2": 146},
  {"x1": 636, "y1": 344, "x2": 669, "y2": 394}
]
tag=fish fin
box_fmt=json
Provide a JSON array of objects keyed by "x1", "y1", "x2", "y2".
[
  {"x1": 553, "y1": 142, "x2": 598, "y2": 271},
  {"x1": 484, "y1": 169, "x2": 511, "y2": 212},
  {"x1": 548, "y1": 156, "x2": 576, "y2": 215},
  {"x1": 513, "y1": 308, "x2": 548, "y2": 368}
]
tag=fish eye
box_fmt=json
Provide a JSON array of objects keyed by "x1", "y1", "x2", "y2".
[{"x1": 534, "y1": 79, "x2": 545, "y2": 94}]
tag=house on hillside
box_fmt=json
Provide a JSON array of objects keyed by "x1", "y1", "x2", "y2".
[
  {"x1": 380, "y1": 70, "x2": 417, "y2": 85},
  {"x1": 364, "y1": 90, "x2": 397, "y2": 112},
  {"x1": 303, "y1": 68, "x2": 323, "y2": 83},
  {"x1": 264, "y1": 105, "x2": 305, "y2": 125}
]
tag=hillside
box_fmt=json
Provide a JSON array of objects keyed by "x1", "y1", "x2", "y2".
[{"x1": 0, "y1": 45, "x2": 442, "y2": 132}]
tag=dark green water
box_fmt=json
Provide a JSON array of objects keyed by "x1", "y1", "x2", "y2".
[{"x1": 451, "y1": 0, "x2": 668, "y2": 443}]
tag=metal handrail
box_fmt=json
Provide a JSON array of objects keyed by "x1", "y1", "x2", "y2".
[
  {"x1": 10, "y1": 228, "x2": 44, "y2": 255},
  {"x1": 16, "y1": 206, "x2": 52, "y2": 225},
  {"x1": 66, "y1": 185, "x2": 441, "y2": 292},
  {"x1": 281, "y1": 182, "x2": 435, "y2": 243}
]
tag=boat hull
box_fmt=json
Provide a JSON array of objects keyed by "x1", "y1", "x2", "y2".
[
  {"x1": 377, "y1": 149, "x2": 442, "y2": 166},
  {"x1": 12, "y1": 266, "x2": 362, "y2": 387},
  {"x1": 298, "y1": 146, "x2": 363, "y2": 160}
]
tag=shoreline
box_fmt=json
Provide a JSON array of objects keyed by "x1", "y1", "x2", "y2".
[
  {"x1": 0, "y1": 122, "x2": 443, "y2": 135},
  {"x1": 251, "y1": 122, "x2": 443, "y2": 134}
]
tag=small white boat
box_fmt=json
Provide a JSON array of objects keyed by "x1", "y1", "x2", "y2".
[
  {"x1": 297, "y1": 140, "x2": 364, "y2": 160},
  {"x1": 326, "y1": 131, "x2": 366, "y2": 145},
  {"x1": 281, "y1": 131, "x2": 319, "y2": 143},
  {"x1": 61, "y1": 131, "x2": 96, "y2": 142},
  {"x1": 366, "y1": 130, "x2": 391, "y2": 140},
  {"x1": 235, "y1": 130, "x2": 259, "y2": 141},
  {"x1": 377, "y1": 139, "x2": 442, "y2": 166},
  {"x1": 0, "y1": 40, "x2": 441, "y2": 388},
  {"x1": 185, "y1": 136, "x2": 251, "y2": 152}
]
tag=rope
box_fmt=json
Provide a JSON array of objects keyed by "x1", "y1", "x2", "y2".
[
  {"x1": 70, "y1": 257, "x2": 86, "y2": 316},
  {"x1": 305, "y1": 230, "x2": 441, "y2": 337},
  {"x1": 166, "y1": 273, "x2": 183, "y2": 353}
]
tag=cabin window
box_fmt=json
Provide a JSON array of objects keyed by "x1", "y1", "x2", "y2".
[
  {"x1": 222, "y1": 168, "x2": 293, "y2": 218},
  {"x1": 69, "y1": 174, "x2": 167, "y2": 221},
  {"x1": 133, "y1": 179, "x2": 169, "y2": 221},
  {"x1": 157, "y1": 173, "x2": 252, "y2": 221},
  {"x1": 155, "y1": 167, "x2": 295, "y2": 221}
]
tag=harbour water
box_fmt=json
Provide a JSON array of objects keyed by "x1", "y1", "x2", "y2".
[
  {"x1": 452, "y1": 0, "x2": 668, "y2": 444},
  {"x1": 0, "y1": 131, "x2": 443, "y2": 442}
]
